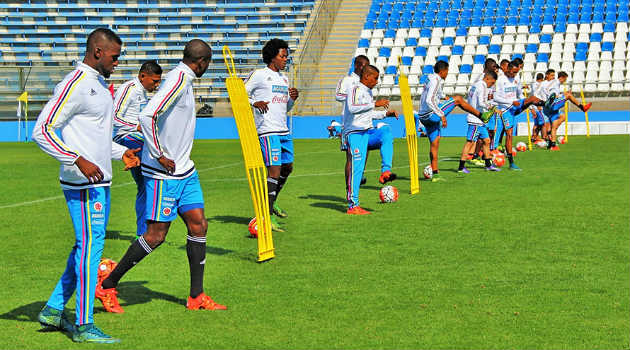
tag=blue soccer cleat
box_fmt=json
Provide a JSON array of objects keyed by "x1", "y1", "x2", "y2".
[
  {"x1": 457, "y1": 167, "x2": 470, "y2": 174},
  {"x1": 38, "y1": 305, "x2": 74, "y2": 333},
  {"x1": 72, "y1": 324, "x2": 120, "y2": 344},
  {"x1": 509, "y1": 163, "x2": 522, "y2": 171},
  {"x1": 485, "y1": 165, "x2": 501, "y2": 172}
]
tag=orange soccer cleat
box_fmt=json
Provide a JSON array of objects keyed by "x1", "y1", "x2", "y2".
[
  {"x1": 186, "y1": 293, "x2": 227, "y2": 311},
  {"x1": 95, "y1": 285, "x2": 124, "y2": 313},
  {"x1": 378, "y1": 170, "x2": 397, "y2": 184},
  {"x1": 346, "y1": 206, "x2": 371, "y2": 215},
  {"x1": 550, "y1": 145, "x2": 560, "y2": 151},
  {"x1": 580, "y1": 102, "x2": 592, "y2": 112}
]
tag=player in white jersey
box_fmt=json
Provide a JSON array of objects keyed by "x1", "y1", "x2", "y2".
[
  {"x1": 540, "y1": 71, "x2": 592, "y2": 150},
  {"x1": 416, "y1": 60, "x2": 494, "y2": 181},
  {"x1": 469, "y1": 58, "x2": 499, "y2": 165},
  {"x1": 530, "y1": 72, "x2": 549, "y2": 143},
  {"x1": 327, "y1": 119, "x2": 342, "y2": 138},
  {"x1": 342, "y1": 65, "x2": 398, "y2": 214},
  {"x1": 245, "y1": 38, "x2": 299, "y2": 232},
  {"x1": 112, "y1": 60, "x2": 162, "y2": 237},
  {"x1": 457, "y1": 71, "x2": 501, "y2": 173},
  {"x1": 33, "y1": 28, "x2": 140, "y2": 344},
  {"x1": 336, "y1": 55, "x2": 397, "y2": 185},
  {"x1": 98, "y1": 40, "x2": 227, "y2": 313},
  {"x1": 492, "y1": 61, "x2": 548, "y2": 169}
]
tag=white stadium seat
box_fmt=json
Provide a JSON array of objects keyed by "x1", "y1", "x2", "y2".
[
  {"x1": 367, "y1": 47, "x2": 378, "y2": 57},
  {"x1": 524, "y1": 53, "x2": 536, "y2": 62},
  {"x1": 515, "y1": 34, "x2": 528, "y2": 44},
  {"x1": 396, "y1": 29, "x2": 408, "y2": 39},
  {"x1": 468, "y1": 27, "x2": 480, "y2": 36},
  {"x1": 589, "y1": 42, "x2": 601, "y2": 53},
  {"x1": 445, "y1": 74, "x2": 457, "y2": 85},
  {"x1": 425, "y1": 56, "x2": 436, "y2": 66},
  {"x1": 612, "y1": 61, "x2": 625, "y2": 70},
  {"x1": 430, "y1": 37, "x2": 442, "y2": 46},
  {"x1": 476, "y1": 45, "x2": 488, "y2": 55},
  {"x1": 523, "y1": 61, "x2": 535, "y2": 72},
  {"x1": 600, "y1": 51, "x2": 613, "y2": 62},
  {"x1": 572, "y1": 71, "x2": 585, "y2": 84},
  {"x1": 472, "y1": 64, "x2": 483, "y2": 74},
  {"x1": 480, "y1": 26, "x2": 492, "y2": 35},
  {"x1": 444, "y1": 27, "x2": 456, "y2": 37},
  {"x1": 466, "y1": 36, "x2": 478, "y2": 45},
  {"x1": 539, "y1": 43, "x2": 551, "y2": 53},
  {"x1": 489, "y1": 35, "x2": 501, "y2": 45},
  {"x1": 564, "y1": 33, "x2": 577, "y2": 43},
  {"x1": 505, "y1": 26, "x2": 517, "y2": 34},
  {"x1": 560, "y1": 61, "x2": 574, "y2": 72},
  {"x1": 587, "y1": 51, "x2": 600, "y2": 62},
  {"x1": 455, "y1": 85, "x2": 467, "y2": 95},
  {"x1": 461, "y1": 54, "x2": 473, "y2": 65},
  {"x1": 439, "y1": 46, "x2": 451, "y2": 55},
  {"x1": 573, "y1": 61, "x2": 586, "y2": 71},
  {"x1": 548, "y1": 62, "x2": 560, "y2": 71},
  {"x1": 408, "y1": 74, "x2": 420, "y2": 85},
  {"x1": 382, "y1": 74, "x2": 395, "y2": 86},
  {"x1": 502, "y1": 44, "x2": 513, "y2": 54},
  {"x1": 393, "y1": 37, "x2": 406, "y2": 47},
  {"x1": 527, "y1": 34, "x2": 540, "y2": 44},
  {"x1": 578, "y1": 24, "x2": 591, "y2": 34},
  {"x1": 517, "y1": 25, "x2": 529, "y2": 34},
  {"x1": 602, "y1": 32, "x2": 614, "y2": 42},
  {"x1": 566, "y1": 24, "x2": 578, "y2": 34},
  {"x1": 402, "y1": 46, "x2": 415, "y2": 57},
  {"x1": 454, "y1": 36, "x2": 466, "y2": 45},
  {"x1": 598, "y1": 70, "x2": 611, "y2": 83},
  {"x1": 513, "y1": 43, "x2": 525, "y2": 53},
  {"x1": 450, "y1": 55, "x2": 461, "y2": 66},
  {"x1": 535, "y1": 62, "x2": 547, "y2": 72},
  {"x1": 370, "y1": 38, "x2": 382, "y2": 47},
  {"x1": 372, "y1": 29, "x2": 384, "y2": 39},
  {"x1": 613, "y1": 50, "x2": 626, "y2": 60},
  {"x1": 551, "y1": 43, "x2": 563, "y2": 53},
  {"x1": 432, "y1": 28, "x2": 444, "y2": 38},
  {"x1": 418, "y1": 37, "x2": 430, "y2": 46},
  {"x1": 542, "y1": 24, "x2": 554, "y2": 34},
  {"x1": 549, "y1": 52, "x2": 562, "y2": 62},
  {"x1": 382, "y1": 38, "x2": 394, "y2": 48},
  {"x1": 617, "y1": 22, "x2": 629, "y2": 33},
  {"x1": 410, "y1": 64, "x2": 422, "y2": 74},
  {"x1": 586, "y1": 61, "x2": 599, "y2": 71},
  {"x1": 456, "y1": 74, "x2": 469, "y2": 85},
  {"x1": 577, "y1": 33, "x2": 589, "y2": 42},
  {"x1": 464, "y1": 45, "x2": 476, "y2": 55},
  {"x1": 591, "y1": 23, "x2": 603, "y2": 34},
  {"x1": 611, "y1": 70, "x2": 625, "y2": 82},
  {"x1": 553, "y1": 33, "x2": 565, "y2": 43},
  {"x1": 361, "y1": 30, "x2": 371, "y2": 39},
  {"x1": 427, "y1": 46, "x2": 439, "y2": 57},
  {"x1": 615, "y1": 32, "x2": 627, "y2": 43},
  {"x1": 503, "y1": 35, "x2": 515, "y2": 45},
  {"x1": 408, "y1": 28, "x2": 420, "y2": 38},
  {"x1": 355, "y1": 48, "x2": 367, "y2": 57},
  {"x1": 443, "y1": 86, "x2": 454, "y2": 95}
]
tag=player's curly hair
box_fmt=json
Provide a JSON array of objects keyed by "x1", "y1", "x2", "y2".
[{"x1": 262, "y1": 38, "x2": 289, "y2": 65}]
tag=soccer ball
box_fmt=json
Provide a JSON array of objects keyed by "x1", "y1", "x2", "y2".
[
  {"x1": 511, "y1": 147, "x2": 518, "y2": 157},
  {"x1": 98, "y1": 258, "x2": 117, "y2": 280},
  {"x1": 558, "y1": 136, "x2": 566, "y2": 144},
  {"x1": 493, "y1": 153, "x2": 505, "y2": 167},
  {"x1": 248, "y1": 217, "x2": 258, "y2": 238},
  {"x1": 379, "y1": 185, "x2": 399, "y2": 203},
  {"x1": 516, "y1": 142, "x2": 527, "y2": 152},
  {"x1": 536, "y1": 140, "x2": 548, "y2": 148},
  {"x1": 423, "y1": 165, "x2": 433, "y2": 179}
]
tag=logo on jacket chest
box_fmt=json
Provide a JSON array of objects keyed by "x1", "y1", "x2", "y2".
[{"x1": 272, "y1": 85, "x2": 288, "y2": 94}]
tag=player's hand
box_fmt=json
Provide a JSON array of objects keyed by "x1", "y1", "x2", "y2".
[
  {"x1": 386, "y1": 109, "x2": 399, "y2": 119},
  {"x1": 136, "y1": 124, "x2": 142, "y2": 132},
  {"x1": 158, "y1": 155, "x2": 175, "y2": 175},
  {"x1": 289, "y1": 88, "x2": 299, "y2": 100},
  {"x1": 513, "y1": 100, "x2": 521, "y2": 107},
  {"x1": 123, "y1": 148, "x2": 141, "y2": 170},
  {"x1": 375, "y1": 99, "x2": 390, "y2": 109},
  {"x1": 75, "y1": 156, "x2": 104, "y2": 183},
  {"x1": 253, "y1": 101, "x2": 269, "y2": 114},
  {"x1": 441, "y1": 116, "x2": 447, "y2": 128}
]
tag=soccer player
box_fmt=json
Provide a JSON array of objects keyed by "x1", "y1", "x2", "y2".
[
  {"x1": 492, "y1": 60, "x2": 548, "y2": 169},
  {"x1": 336, "y1": 55, "x2": 397, "y2": 185},
  {"x1": 530, "y1": 73, "x2": 548, "y2": 142},
  {"x1": 32, "y1": 28, "x2": 139, "y2": 344},
  {"x1": 343, "y1": 65, "x2": 398, "y2": 215},
  {"x1": 112, "y1": 60, "x2": 162, "y2": 237},
  {"x1": 245, "y1": 39, "x2": 298, "y2": 232},
  {"x1": 541, "y1": 71, "x2": 592, "y2": 150},
  {"x1": 327, "y1": 119, "x2": 342, "y2": 138},
  {"x1": 457, "y1": 71, "x2": 501, "y2": 173},
  {"x1": 499, "y1": 59, "x2": 510, "y2": 75},
  {"x1": 416, "y1": 60, "x2": 494, "y2": 181},
  {"x1": 471, "y1": 58, "x2": 499, "y2": 165},
  {"x1": 97, "y1": 39, "x2": 227, "y2": 313}
]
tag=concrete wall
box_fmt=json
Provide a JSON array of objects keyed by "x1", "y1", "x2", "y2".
[{"x1": 3, "y1": 111, "x2": 628, "y2": 142}]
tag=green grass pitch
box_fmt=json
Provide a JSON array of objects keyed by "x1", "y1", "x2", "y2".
[{"x1": 0, "y1": 135, "x2": 628, "y2": 349}]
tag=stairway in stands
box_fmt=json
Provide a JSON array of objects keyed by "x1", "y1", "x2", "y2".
[{"x1": 297, "y1": 0, "x2": 372, "y2": 116}]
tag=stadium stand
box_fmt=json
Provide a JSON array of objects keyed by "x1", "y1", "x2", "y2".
[
  {"x1": 0, "y1": 0, "x2": 315, "y2": 118},
  {"x1": 355, "y1": 0, "x2": 630, "y2": 98}
]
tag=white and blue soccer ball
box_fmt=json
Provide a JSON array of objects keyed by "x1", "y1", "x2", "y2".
[{"x1": 379, "y1": 185, "x2": 399, "y2": 203}]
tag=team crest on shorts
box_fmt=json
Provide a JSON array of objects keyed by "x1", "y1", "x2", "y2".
[
  {"x1": 163, "y1": 207, "x2": 172, "y2": 216},
  {"x1": 93, "y1": 202, "x2": 103, "y2": 211},
  {"x1": 273, "y1": 156, "x2": 279, "y2": 161},
  {"x1": 354, "y1": 148, "x2": 359, "y2": 153}
]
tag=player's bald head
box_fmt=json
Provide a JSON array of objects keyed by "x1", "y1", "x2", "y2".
[
  {"x1": 86, "y1": 28, "x2": 122, "y2": 54},
  {"x1": 183, "y1": 39, "x2": 212, "y2": 63},
  {"x1": 361, "y1": 64, "x2": 379, "y2": 79}
]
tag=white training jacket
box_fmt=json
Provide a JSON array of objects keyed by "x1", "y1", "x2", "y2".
[
  {"x1": 530, "y1": 81, "x2": 543, "y2": 110},
  {"x1": 113, "y1": 77, "x2": 148, "y2": 141},
  {"x1": 466, "y1": 79, "x2": 493, "y2": 125},
  {"x1": 335, "y1": 72, "x2": 360, "y2": 103},
  {"x1": 493, "y1": 74, "x2": 520, "y2": 111},
  {"x1": 342, "y1": 81, "x2": 387, "y2": 135},
  {"x1": 538, "y1": 78, "x2": 562, "y2": 101},
  {"x1": 417, "y1": 74, "x2": 446, "y2": 119},
  {"x1": 245, "y1": 67, "x2": 295, "y2": 136},
  {"x1": 32, "y1": 62, "x2": 127, "y2": 190},
  {"x1": 514, "y1": 74, "x2": 525, "y2": 99},
  {"x1": 139, "y1": 62, "x2": 197, "y2": 180}
]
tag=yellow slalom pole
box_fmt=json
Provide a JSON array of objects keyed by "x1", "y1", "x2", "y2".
[
  {"x1": 563, "y1": 85, "x2": 569, "y2": 143},
  {"x1": 580, "y1": 86, "x2": 590, "y2": 138},
  {"x1": 222, "y1": 46, "x2": 274, "y2": 262},
  {"x1": 523, "y1": 88, "x2": 533, "y2": 150},
  {"x1": 398, "y1": 57, "x2": 419, "y2": 194}
]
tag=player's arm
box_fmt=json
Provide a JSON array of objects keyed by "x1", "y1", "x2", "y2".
[
  {"x1": 334, "y1": 76, "x2": 349, "y2": 102},
  {"x1": 425, "y1": 79, "x2": 446, "y2": 118},
  {"x1": 245, "y1": 70, "x2": 268, "y2": 113},
  {"x1": 139, "y1": 72, "x2": 187, "y2": 173},
  {"x1": 287, "y1": 87, "x2": 298, "y2": 112},
  {"x1": 112, "y1": 83, "x2": 137, "y2": 129},
  {"x1": 347, "y1": 85, "x2": 376, "y2": 114}
]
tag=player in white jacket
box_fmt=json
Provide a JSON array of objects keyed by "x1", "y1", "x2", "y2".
[
  {"x1": 245, "y1": 38, "x2": 299, "y2": 231},
  {"x1": 33, "y1": 28, "x2": 139, "y2": 344},
  {"x1": 343, "y1": 65, "x2": 398, "y2": 214},
  {"x1": 99, "y1": 39, "x2": 227, "y2": 314},
  {"x1": 112, "y1": 60, "x2": 162, "y2": 237},
  {"x1": 417, "y1": 60, "x2": 494, "y2": 180}
]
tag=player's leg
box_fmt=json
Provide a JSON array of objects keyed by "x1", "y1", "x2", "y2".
[
  {"x1": 370, "y1": 124, "x2": 396, "y2": 183},
  {"x1": 176, "y1": 173, "x2": 226, "y2": 310},
  {"x1": 346, "y1": 132, "x2": 370, "y2": 214},
  {"x1": 481, "y1": 132, "x2": 500, "y2": 171},
  {"x1": 548, "y1": 112, "x2": 566, "y2": 150},
  {"x1": 259, "y1": 135, "x2": 284, "y2": 230},
  {"x1": 115, "y1": 133, "x2": 146, "y2": 236},
  {"x1": 458, "y1": 125, "x2": 479, "y2": 173},
  {"x1": 98, "y1": 177, "x2": 175, "y2": 312},
  {"x1": 273, "y1": 135, "x2": 294, "y2": 218},
  {"x1": 492, "y1": 112, "x2": 505, "y2": 151},
  {"x1": 63, "y1": 187, "x2": 118, "y2": 343}
]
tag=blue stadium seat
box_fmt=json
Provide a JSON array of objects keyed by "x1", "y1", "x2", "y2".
[
  {"x1": 385, "y1": 65, "x2": 397, "y2": 74},
  {"x1": 364, "y1": 21, "x2": 375, "y2": 29},
  {"x1": 384, "y1": 29, "x2": 396, "y2": 38},
  {"x1": 456, "y1": 27, "x2": 468, "y2": 36},
  {"x1": 415, "y1": 46, "x2": 427, "y2": 56},
  {"x1": 589, "y1": 33, "x2": 602, "y2": 42},
  {"x1": 401, "y1": 56, "x2": 413, "y2": 65},
  {"x1": 601, "y1": 42, "x2": 613, "y2": 51},
  {"x1": 512, "y1": 53, "x2": 523, "y2": 60},
  {"x1": 460, "y1": 64, "x2": 472, "y2": 73},
  {"x1": 526, "y1": 43, "x2": 538, "y2": 53},
  {"x1": 422, "y1": 65, "x2": 434, "y2": 74},
  {"x1": 419, "y1": 75, "x2": 429, "y2": 84},
  {"x1": 575, "y1": 51, "x2": 587, "y2": 61},
  {"x1": 540, "y1": 34, "x2": 552, "y2": 43},
  {"x1": 379, "y1": 47, "x2": 391, "y2": 57},
  {"x1": 479, "y1": 36, "x2": 490, "y2": 45},
  {"x1": 442, "y1": 37, "x2": 454, "y2": 46},
  {"x1": 358, "y1": 39, "x2": 369, "y2": 48},
  {"x1": 576, "y1": 42, "x2": 589, "y2": 51},
  {"x1": 406, "y1": 37, "x2": 418, "y2": 46},
  {"x1": 420, "y1": 28, "x2": 431, "y2": 38},
  {"x1": 437, "y1": 55, "x2": 449, "y2": 63},
  {"x1": 474, "y1": 55, "x2": 485, "y2": 64},
  {"x1": 452, "y1": 45, "x2": 464, "y2": 55},
  {"x1": 488, "y1": 44, "x2": 501, "y2": 54}
]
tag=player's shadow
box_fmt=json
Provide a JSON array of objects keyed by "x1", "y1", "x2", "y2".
[
  {"x1": 94, "y1": 280, "x2": 186, "y2": 312},
  {"x1": 299, "y1": 194, "x2": 346, "y2": 203},
  {"x1": 361, "y1": 185, "x2": 382, "y2": 191},
  {"x1": 177, "y1": 244, "x2": 233, "y2": 256},
  {"x1": 0, "y1": 301, "x2": 46, "y2": 324},
  {"x1": 208, "y1": 215, "x2": 251, "y2": 225},
  {"x1": 106, "y1": 230, "x2": 136, "y2": 241},
  {"x1": 310, "y1": 202, "x2": 348, "y2": 212}
]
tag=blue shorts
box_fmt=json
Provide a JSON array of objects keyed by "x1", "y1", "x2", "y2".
[
  {"x1": 114, "y1": 132, "x2": 144, "y2": 150},
  {"x1": 533, "y1": 109, "x2": 549, "y2": 126},
  {"x1": 508, "y1": 98, "x2": 527, "y2": 116},
  {"x1": 144, "y1": 171, "x2": 204, "y2": 222},
  {"x1": 548, "y1": 110, "x2": 562, "y2": 123},
  {"x1": 418, "y1": 98, "x2": 456, "y2": 142},
  {"x1": 259, "y1": 134, "x2": 294, "y2": 166},
  {"x1": 466, "y1": 124, "x2": 489, "y2": 141},
  {"x1": 486, "y1": 114, "x2": 498, "y2": 132}
]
